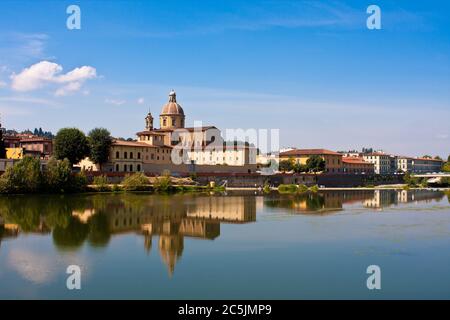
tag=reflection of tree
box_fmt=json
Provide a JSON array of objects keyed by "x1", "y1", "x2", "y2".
[
  {"x1": 265, "y1": 193, "x2": 326, "y2": 213},
  {"x1": 0, "y1": 197, "x2": 42, "y2": 232},
  {"x1": 52, "y1": 216, "x2": 89, "y2": 250},
  {"x1": 87, "y1": 211, "x2": 111, "y2": 247}
]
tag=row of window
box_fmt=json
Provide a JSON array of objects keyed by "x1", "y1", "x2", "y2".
[
  {"x1": 116, "y1": 151, "x2": 141, "y2": 160},
  {"x1": 162, "y1": 117, "x2": 184, "y2": 127},
  {"x1": 115, "y1": 149, "x2": 170, "y2": 160},
  {"x1": 115, "y1": 163, "x2": 142, "y2": 172}
]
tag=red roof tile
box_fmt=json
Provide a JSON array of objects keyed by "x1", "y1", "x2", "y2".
[{"x1": 280, "y1": 149, "x2": 341, "y2": 156}]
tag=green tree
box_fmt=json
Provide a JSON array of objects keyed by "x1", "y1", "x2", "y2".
[
  {"x1": 434, "y1": 156, "x2": 442, "y2": 160},
  {"x1": 293, "y1": 162, "x2": 308, "y2": 173},
  {"x1": 306, "y1": 155, "x2": 326, "y2": 173},
  {"x1": 447, "y1": 155, "x2": 450, "y2": 163},
  {"x1": 443, "y1": 162, "x2": 450, "y2": 172},
  {"x1": 279, "y1": 159, "x2": 294, "y2": 172},
  {"x1": 44, "y1": 158, "x2": 72, "y2": 192},
  {"x1": 88, "y1": 128, "x2": 112, "y2": 171},
  {"x1": 422, "y1": 155, "x2": 432, "y2": 159},
  {"x1": 54, "y1": 128, "x2": 89, "y2": 165},
  {"x1": 0, "y1": 156, "x2": 42, "y2": 193}
]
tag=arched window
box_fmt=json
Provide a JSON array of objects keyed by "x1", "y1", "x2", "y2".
[
  {"x1": 130, "y1": 152, "x2": 134, "y2": 159},
  {"x1": 137, "y1": 152, "x2": 141, "y2": 159},
  {"x1": 116, "y1": 164, "x2": 119, "y2": 172},
  {"x1": 163, "y1": 118, "x2": 167, "y2": 126},
  {"x1": 124, "y1": 152, "x2": 128, "y2": 159},
  {"x1": 137, "y1": 164, "x2": 141, "y2": 172},
  {"x1": 116, "y1": 151, "x2": 120, "y2": 158},
  {"x1": 172, "y1": 117, "x2": 176, "y2": 126},
  {"x1": 130, "y1": 165, "x2": 133, "y2": 172},
  {"x1": 124, "y1": 164, "x2": 127, "y2": 172}
]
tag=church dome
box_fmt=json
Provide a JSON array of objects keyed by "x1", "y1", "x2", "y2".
[{"x1": 161, "y1": 90, "x2": 184, "y2": 115}]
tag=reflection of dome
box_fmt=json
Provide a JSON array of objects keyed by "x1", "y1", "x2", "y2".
[
  {"x1": 159, "y1": 234, "x2": 184, "y2": 277},
  {"x1": 161, "y1": 90, "x2": 184, "y2": 115}
]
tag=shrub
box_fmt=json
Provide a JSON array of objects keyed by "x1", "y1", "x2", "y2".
[
  {"x1": 111, "y1": 184, "x2": 122, "y2": 192},
  {"x1": 71, "y1": 171, "x2": 88, "y2": 192},
  {"x1": 263, "y1": 182, "x2": 271, "y2": 194},
  {"x1": 122, "y1": 173, "x2": 149, "y2": 191},
  {"x1": 298, "y1": 184, "x2": 309, "y2": 192},
  {"x1": 44, "y1": 158, "x2": 72, "y2": 192},
  {"x1": 154, "y1": 171, "x2": 172, "y2": 192},
  {"x1": 0, "y1": 156, "x2": 42, "y2": 193},
  {"x1": 93, "y1": 175, "x2": 110, "y2": 192},
  {"x1": 309, "y1": 185, "x2": 319, "y2": 193},
  {"x1": 278, "y1": 184, "x2": 298, "y2": 194}
]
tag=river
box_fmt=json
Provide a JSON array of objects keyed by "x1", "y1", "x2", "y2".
[{"x1": 0, "y1": 189, "x2": 449, "y2": 299}]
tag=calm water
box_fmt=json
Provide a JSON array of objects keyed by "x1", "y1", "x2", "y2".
[{"x1": 1, "y1": 189, "x2": 450, "y2": 299}]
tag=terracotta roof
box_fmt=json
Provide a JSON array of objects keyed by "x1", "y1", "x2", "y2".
[
  {"x1": 364, "y1": 152, "x2": 388, "y2": 156},
  {"x1": 136, "y1": 130, "x2": 167, "y2": 136},
  {"x1": 342, "y1": 157, "x2": 372, "y2": 165},
  {"x1": 415, "y1": 157, "x2": 443, "y2": 162},
  {"x1": 20, "y1": 138, "x2": 52, "y2": 143},
  {"x1": 112, "y1": 140, "x2": 172, "y2": 148},
  {"x1": 280, "y1": 149, "x2": 341, "y2": 156},
  {"x1": 153, "y1": 126, "x2": 217, "y2": 133},
  {"x1": 160, "y1": 90, "x2": 184, "y2": 115}
]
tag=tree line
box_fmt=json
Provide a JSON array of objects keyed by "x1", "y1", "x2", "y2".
[{"x1": 278, "y1": 155, "x2": 326, "y2": 173}]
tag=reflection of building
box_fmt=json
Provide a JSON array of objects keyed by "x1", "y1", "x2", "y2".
[
  {"x1": 363, "y1": 189, "x2": 444, "y2": 208},
  {"x1": 186, "y1": 197, "x2": 257, "y2": 223},
  {"x1": 285, "y1": 190, "x2": 375, "y2": 214},
  {"x1": 363, "y1": 190, "x2": 396, "y2": 208},
  {"x1": 69, "y1": 195, "x2": 256, "y2": 275}
]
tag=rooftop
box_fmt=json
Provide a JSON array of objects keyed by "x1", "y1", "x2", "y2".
[
  {"x1": 112, "y1": 140, "x2": 172, "y2": 148},
  {"x1": 342, "y1": 157, "x2": 373, "y2": 165},
  {"x1": 280, "y1": 149, "x2": 341, "y2": 156}
]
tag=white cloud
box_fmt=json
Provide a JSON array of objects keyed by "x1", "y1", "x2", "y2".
[
  {"x1": 55, "y1": 82, "x2": 82, "y2": 97},
  {"x1": 105, "y1": 98, "x2": 126, "y2": 106},
  {"x1": 10, "y1": 61, "x2": 97, "y2": 96},
  {"x1": 0, "y1": 80, "x2": 7, "y2": 88},
  {"x1": 137, "y1": 97, "x2": 145, "y2": 104}
]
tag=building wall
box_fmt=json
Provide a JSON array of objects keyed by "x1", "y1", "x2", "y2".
[
  {"x1": 279, "y1": 154, "x2": 343, "y2": 173},
  {"x1": 6, "y1": 148, "x2": 23, "y2": 159},
  {"x1": 412, "y1": 159, "x2": 443, "y2": 173},
  {"x1": 363, "y1": 155, "x2": 391, "y2": 174}
]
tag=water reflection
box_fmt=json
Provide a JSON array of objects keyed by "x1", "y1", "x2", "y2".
[
  {"x1": 0, "y1": 195, "x2": 257, "y2": 275},
  {"x1": 0, "y1": 190, "x2": 447, "y2": 275},
  {"x1": 264, "y1": 189, "x2": 446, "y2": 214}
]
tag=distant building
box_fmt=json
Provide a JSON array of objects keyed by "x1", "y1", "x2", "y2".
[
  {"x1": 79, "y1": 90, "x2": 257, "y2": 173},
  {"x1": 279, "y1": 149, "x2": 343, "y2": 173},
  {"x1": 411, "y1": 157, "x2": 443, "y2": 173},
  {"x1": 3, "y1": 134, "x2": 53, "y2": 159},
  {"x1": 342, "y1": 157, "x2": 374, "y2": 174},
  {"x1": 363, "y1": 153, "x2": 392, "y2": 175},
  {"x1": 397, "y1": 157, "x2": 413, "y2": 173}
]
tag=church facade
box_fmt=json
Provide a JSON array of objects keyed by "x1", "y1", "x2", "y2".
[{"x1": 79, "y1": 90, "x2": 257, "y2": 174}]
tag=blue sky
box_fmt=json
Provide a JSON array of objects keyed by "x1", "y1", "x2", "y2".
[{"x1": 0, "y1": 0, "x2": 449, "y2": 157}]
